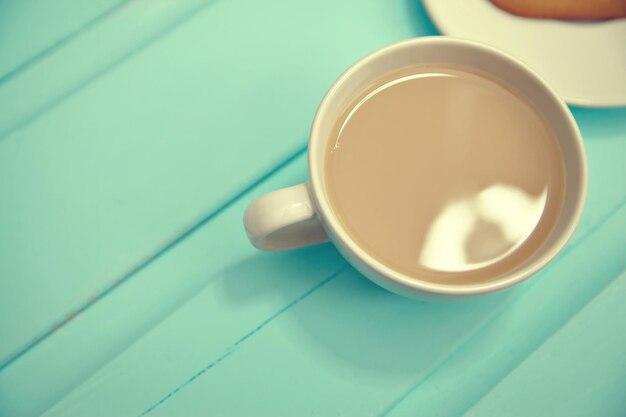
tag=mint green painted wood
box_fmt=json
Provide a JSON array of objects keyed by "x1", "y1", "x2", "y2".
[
  {"x1": 568, "y1": 107, "x2": 626, "y2": 245},
  {"x1": 27, "y1": 121, "x2": 626, "y2": 416},
  {"x1": 0, "y1": 153, "x2": 346, "y2": 417},
  {"x1": 0, "y1": 0, "x2": 124, "y2": 81},
  {"x1": 0, "y1": 0, "x2": 212, "y2": 139},
  {"x1": 0, "y1": 0, "x2": 435, "y2": 367},
  {"x1": 0, "y1": 0, "x2": 625, "y2": 416},
  {"x1": 39, "y1": 187, "x2": 626, "y2": 417},
  {"x1": 465, "y1": 270, "x2": 626, "y2": 417},
  {"x1": 2, "y1": 111, "x2": 624, "y2": 416},
  {"x1": 384, "y1": 204, "x2": 626, "y2": 417},
  {"x1": 40, "y1": 248, "x2": 513, "y2": 416},
  {"x1": 140, "y1": 273, "x2": 510, "y2": 417}
]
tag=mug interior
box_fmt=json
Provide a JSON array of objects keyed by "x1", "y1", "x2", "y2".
[{"x1": 308, "y1": 37, "x2": 587, "y2": 296}]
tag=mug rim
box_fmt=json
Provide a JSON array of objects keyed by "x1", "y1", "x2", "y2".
[{"x1": 308, "y1": 36, "x2": 587, "y2": 296}]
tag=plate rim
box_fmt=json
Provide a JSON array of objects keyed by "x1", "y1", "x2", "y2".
[{"x1": 421, "y1": 0, "x2": 626, "y2": 108}]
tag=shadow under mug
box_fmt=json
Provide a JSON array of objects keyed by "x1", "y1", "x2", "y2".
[{"x1": 244, "y1": 37, "x2": 587, "y2": 300}]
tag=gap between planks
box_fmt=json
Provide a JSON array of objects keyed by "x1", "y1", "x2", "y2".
[
  {"x1": 0, "y1": 0, "x2": 221, "y2": 141},
  {"x1": 0, "y1": 145, "x2": 307, "y2": 372},
  {"x1": 378, "y1": 198, "x2": 626, "y2": 417},
  {"x1": 0, "y1": 0, "x2": 130, "y2": 86},
  {"x1": 138, "y1": 267, "x2": 347, "y2": 416}
]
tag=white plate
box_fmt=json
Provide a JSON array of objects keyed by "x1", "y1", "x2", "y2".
[{"x1": 422, "y1": 0, "x2": 626, "y2": 107}]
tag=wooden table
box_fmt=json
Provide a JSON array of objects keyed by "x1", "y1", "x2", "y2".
[{"x1": 1, "y1": 1, "x2": 625, "y2": 415}]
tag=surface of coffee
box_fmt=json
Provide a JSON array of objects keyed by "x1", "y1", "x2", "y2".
[{"x1": 324, "y1": 65, "x2": 565, "y2": 284}]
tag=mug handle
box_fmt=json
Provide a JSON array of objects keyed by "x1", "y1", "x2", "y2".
[{"x1": 244, "y1": 183, "x2": 329, "y2": 251}]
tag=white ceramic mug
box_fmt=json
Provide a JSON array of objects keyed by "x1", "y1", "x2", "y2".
[{"x1": 244, "y1": 37, "x2": 587, "y2": 300}]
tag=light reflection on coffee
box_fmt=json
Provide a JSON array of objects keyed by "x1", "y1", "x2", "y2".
[
  {"x1": 324, "y1": 65, "x2": 565, "y2": 284},
  {"x1": 419, "y1": 184, "x2": 547, "y2": 272}
]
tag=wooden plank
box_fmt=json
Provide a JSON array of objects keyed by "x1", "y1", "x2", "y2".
[
  {"x1": 138, "y1": 271, "x2": 510, "y2": 417},
  {"x1": 39, "y1": 179, "x2": 626, "y2": 417},
  {"x1": 381, "y1": 205, "x2": 626, "y2": 417},
  {"x1": 39, "y1": 241, "x2": 512, "y2": 416},
  {"x1": 33, "y1": 112, "x2": 626, "y2": 416},
  {"x1": 0, "y1": 0, "x2": 436, "y2": 367},
  {"x1": 0, "y1": 0, "x2": 124, "y2": 81},
  {"x1": 0, "y1": 1, "x2": 624, "y2": 415},
  {"x1": 0, "y1": 0, "x2": 211, "y2": 139},
  {"x1": 0, "y1": 153, "x2": 345, "y2": 416},
  {"x1": 568, "y1": 107, "x2": 626, "y2": 245},
  {"x1": 464, "y1": 269, "x2": 626, "y2": 417}
]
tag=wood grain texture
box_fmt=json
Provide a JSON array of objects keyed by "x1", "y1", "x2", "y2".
[
  {"x1": 0, "y1": 1, "x2": 624, "y2": 416},
  {"x1": 384, "y1": 203, "x2": 626, "y2": 417},
  {"x1": 0, "y1": 154, "x2": 346, "y2": 417},
  {"x1": 0, "y1": 0, "x2": 213, "y2": 139},
  {"x1": 39, "y1": 187, "x2": 626, "y2": 417},
  {"x1": 0, "y1": 0, "x2": 125, "y2": 81},
  {"x1": 465, "y1": 269, "x2": 626, "y2": 417},
  {"x1": 30, "y1": 132, "x2": 626, "y2": 417},
  {"x1": 0, "y1": 0, "x2": 434, "y2": 369}
]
